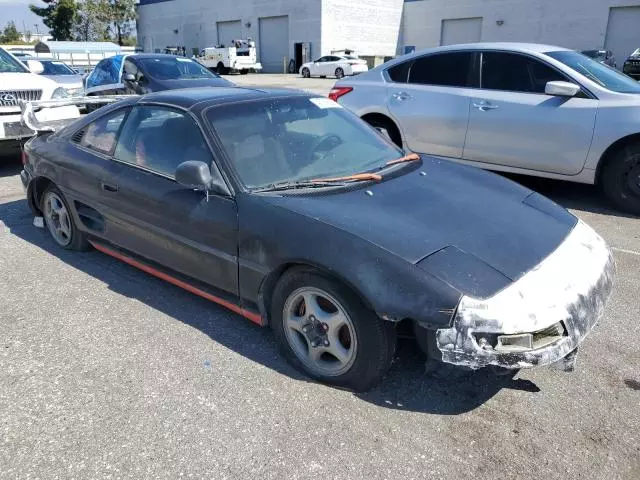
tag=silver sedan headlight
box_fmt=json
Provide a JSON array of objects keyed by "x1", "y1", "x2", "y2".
[{"x1": 65, "y1": 87, "x2": 84, "y2": 97}]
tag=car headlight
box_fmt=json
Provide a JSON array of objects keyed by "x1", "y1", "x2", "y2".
[
  {"x1": 51, "y1": 87, "x2": 69, "y2": 99},
  {"x1": 65, "y1": 87, "x2": 84, "y2": 97}
]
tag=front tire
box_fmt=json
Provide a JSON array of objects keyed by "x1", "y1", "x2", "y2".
[
  {"x1": 271, "y1": 268, "x2": 396, "y2": 391},
  {"x1": 335, "y1": 67, "x2": 345, "y2": 79},
  {"x1": 601, "y1": 142, "x2": 640, "y2": 216},
  {"x1": 42, "y1": 185, "x2": 89, "y2": 251},
  {"x1": 301, "y1": 67, "x2": 310, "y2": 78}
]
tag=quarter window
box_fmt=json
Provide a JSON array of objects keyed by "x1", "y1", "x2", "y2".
[
  {"x1": 481, "y1": 52, "x2": 566, "y2": 93},
  {"x1": 114, "y1": 106, "x2": 212, "y2": 178},
  {"x1": 387, "y1": 61, "x2": 411, "y2": 83},
  {"x1": 79, "y1": 109, "x2": 127, "y2": 154},
  {"x1": 408, "y1": 52, "x2": 476, "y2": 87}
]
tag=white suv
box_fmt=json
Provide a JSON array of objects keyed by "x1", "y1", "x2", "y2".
[{"x1": 0, "y1": 48, "x2": 78, "y2": 154}]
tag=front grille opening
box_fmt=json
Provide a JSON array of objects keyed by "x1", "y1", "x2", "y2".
[{"x1": 474, "y1": 321, "x2": 568, "y2": 353}]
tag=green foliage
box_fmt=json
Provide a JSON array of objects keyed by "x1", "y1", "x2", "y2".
[
  {"x1": 0, "y1": 21, "x2": 22, "y2": 43},
  {"x1": 28, "y1": 0, "x2": 137, "y2": 45},
  {"x1": 29, "y1": 0, "x2": 79, "y2": 41}
]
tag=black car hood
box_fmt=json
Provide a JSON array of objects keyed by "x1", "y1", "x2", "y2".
[
  {"x1": 263, "y1": 157, "x2": 576, "y2": 282},
  {"x1": 153, "y1": 77, "x2": 233, "y2": 90}
]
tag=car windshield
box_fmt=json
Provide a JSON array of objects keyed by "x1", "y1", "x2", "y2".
[
  {"x1": 207, "y1": 97, "x2": 404, "y2": 189},
  {"x1": 39, "y1": 60, "x2": 77, "y2": 75},
  {"x1": 0, "y1": 48, "x2": 29, "y2": 73},
  {"x1": 547, "y1": 50, "x2": 640, "y2": 94},
  {"x1": 138, "y1": 57, "x2": 219, "y2": 80}
]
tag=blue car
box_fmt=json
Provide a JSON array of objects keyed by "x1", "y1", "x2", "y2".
[{"x1": 84, "y1": 54, "x2": 232, "y2": 109}]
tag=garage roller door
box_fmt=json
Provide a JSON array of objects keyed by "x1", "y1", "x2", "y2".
[
  {"x1": 217, "y1": 20, "x2": 241, "y2": 48},
  {"x1": 605, "y1": 7, "x2": 640, "y2": 68},
  {"x1": 440, "y1": 17, "x2": 483, "y2": 46},
  {"x1": 259, "y1": 16, "x2": 289, "y2": 73}
]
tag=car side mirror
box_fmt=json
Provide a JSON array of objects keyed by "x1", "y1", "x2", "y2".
[
  {"x1": 545, "y1": 81, "x2": 581, "y2": 97},
  {"x1": 123, "y1": 73, "x2": 136, "y2": 82},
  {"x1": 175, "y1": 160, "x2": 228, "y2": 196},
  {"x1": 25, "y1": 59, "x2": 44, "y2": 74}
]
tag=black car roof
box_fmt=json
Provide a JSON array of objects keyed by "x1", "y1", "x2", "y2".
[{"x1": 138, "y1": 86, "x2": 313, "y2": 110}]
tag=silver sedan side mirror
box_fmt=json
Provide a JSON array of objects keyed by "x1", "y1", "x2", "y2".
[{"x1": 545, "y1": 81, "x2": 581, "y2": 97}]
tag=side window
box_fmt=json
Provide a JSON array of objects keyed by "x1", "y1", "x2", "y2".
[
  {"x1": 481, "y1": 52, "x2": 567, "y2": 93},
  {"x1": 316, "y1": 56, "x2": 328, "y2": 63},
  {"x1": 78, "y1": 109, "x2": 127, "y2": 154},
  {"x1": 387, "y1": 61, "x2": 411, "y2": 83},
  {"x1": 408, "y1": 52, "x2": 476, "y2": 87},
  {"x1": 114, "y1": 106, "x2": 212, "y2": 178}
]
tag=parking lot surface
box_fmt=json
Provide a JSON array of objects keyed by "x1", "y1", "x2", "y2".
[
  {"x1": 1, "y1": 80, "x2": 639, "y2": 478},
  {"x1": 230, "y1": 73, "x2": 335, "y2": 95}
]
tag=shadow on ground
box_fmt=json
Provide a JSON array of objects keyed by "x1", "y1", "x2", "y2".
[
  {"x1": 0, "y1": 197, "x2": 544, "y2": 415},
  {"x1": 503, "y1": 173, "x2": 637, "y2": 219},
  {"x1": 0, "y1": 154, "x2": 23, "y2": 179}
]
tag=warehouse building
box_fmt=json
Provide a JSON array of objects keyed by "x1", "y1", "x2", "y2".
[
  {"x1": 136, "y1": 0, "x2": 640, "y2": 72},
  {"x1": 136, "y1": 0, "x2": 404, "y2": 72}
]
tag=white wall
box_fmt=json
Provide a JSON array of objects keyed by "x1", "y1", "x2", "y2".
[
  {"x1": 401, "y1": 0, "x2": 640, "y2": 53},
  {"x1": 137, "y1": 0, "x2": 322, "y2": 61},
  {"x1": 321, "y1": 0, "x2": 404, "y2": 57}
]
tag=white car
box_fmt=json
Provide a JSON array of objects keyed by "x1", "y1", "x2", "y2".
[
  {"x1": 300, "y1": 55, "x2": 368, "y2": 79},
  {"x1": 0, "y1": 48, "x2": 79, "y2": 155}
]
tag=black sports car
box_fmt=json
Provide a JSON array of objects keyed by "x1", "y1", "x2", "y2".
[
  {"x1": 20, "y1": 88, "x2": 615, "y2": 390},
  {"x1": 623, "y1": 48, "x2": 640, "y2": 79}
]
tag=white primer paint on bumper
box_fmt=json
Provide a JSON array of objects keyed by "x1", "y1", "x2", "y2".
[{"x1": 436, "y1": 220, "x2": 615, "y2": 369}]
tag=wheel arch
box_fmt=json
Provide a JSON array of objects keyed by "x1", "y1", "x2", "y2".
[
  {"x1": 595, "y1": 132, "x2": 640, "y2": 184},
  {"x1": 360, "y1": 112, "x2": 403, "y2": 148},
  {"x1": 257, "y1": 262, "x2": 376, "y2": 326},
  {"x1": 28, "y1": 176, "x2": 55, "y2": 214}
]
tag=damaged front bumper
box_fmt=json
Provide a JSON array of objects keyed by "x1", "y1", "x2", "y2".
[{"x1": 436, "y1": 220, "x2": 615, "y2": 370}]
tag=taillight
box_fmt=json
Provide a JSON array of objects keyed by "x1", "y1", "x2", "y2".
[
  {"x1": 328, "y1": 86, "x2": 353, "y2": 102},
  {"x1": 21, "y1": 149, "x2": 29, "y2": 165}
]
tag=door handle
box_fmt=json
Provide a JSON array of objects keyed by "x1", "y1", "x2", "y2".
[
  {"x1": 392, "y1": 91, "x2": 412, "y2": 101},
  {"x1": 473, "y1": 101, "x2": 499, "y2": 111},
  {"x1": 101, "y1": 182, "x2": 119, "y2": 192}
]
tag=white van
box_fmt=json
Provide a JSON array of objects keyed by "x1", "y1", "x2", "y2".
[{"x1": 0, "y1": 48, "x2": 79, "y2": 154}]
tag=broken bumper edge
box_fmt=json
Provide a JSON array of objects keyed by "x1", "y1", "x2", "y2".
[{"x1": 435, "y1": 221, "x2": 616, "y2": 371}]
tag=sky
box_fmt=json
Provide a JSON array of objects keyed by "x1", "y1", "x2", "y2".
[{"x1": 1, "y1": 0, "x2": 49, "y2": 35}]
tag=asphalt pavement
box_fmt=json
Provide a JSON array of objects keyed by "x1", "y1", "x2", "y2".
[{"x1": 1, "y1": 82, "x2": 639, "y2": 479}]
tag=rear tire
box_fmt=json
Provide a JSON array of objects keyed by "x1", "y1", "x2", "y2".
[
  {"x1": 41, "y1": 185, "x2": 90, "y2": 251},
  {"x1": 301, "y1": 67, "x2": 310, "y2": 78},
  {"x1": 601, "y1": 142, "x2": 640, "y2": 216},
  {"x1": 271, "y1": 268, "x2": 396, "y2": 391},
  {"x1": 335, "y1": 67, "x2": 345, "y2": 79}
]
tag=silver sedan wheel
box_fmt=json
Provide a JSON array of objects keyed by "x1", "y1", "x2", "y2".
[
  {"x1": 43, "y1": 191, "x2": 72, "y2": 247},
  {"x1": 283, "y1": 287, "x2": 358, "y2": 377}
]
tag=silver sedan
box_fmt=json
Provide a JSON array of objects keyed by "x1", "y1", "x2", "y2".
[{"x1": 332, "y1": 42, "x2": 640, "y2": 215}]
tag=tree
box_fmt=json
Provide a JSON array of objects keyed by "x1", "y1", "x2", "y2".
[
  {"x1": 30, "y1": 0, "x2": 79, "y2": 41},
  {"x1": 74, "y1": 0, "x2": 108, "y2": 41},
  {"x1": 1, "y1": 21, "x2": 22, "y2": 43},
  {"x1": 103, "y1": 0, "x2": 136, "y2": 46}
]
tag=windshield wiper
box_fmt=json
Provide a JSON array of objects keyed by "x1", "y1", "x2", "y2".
[
  {"x1": 384, "y1": 152, "x2": 420, "y2": 166},
  {"x1": 253, "y1": 180, "x2": 350, "y2": 192}
]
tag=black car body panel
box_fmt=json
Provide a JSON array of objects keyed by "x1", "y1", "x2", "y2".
[
  {"x1": 21, "y1": 87, "x2": 614, "y2": 373},
  {"x1": 258, "y1": 157, "x2": 576, "y2": 280}
]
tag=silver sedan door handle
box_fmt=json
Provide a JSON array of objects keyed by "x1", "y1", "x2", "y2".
[
  {"x1": 473, "y1": 101, "x2": 499, "y2": 111},
  {"x1": 392, "y1": 91, "x2": 412, "y2": 101}
]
